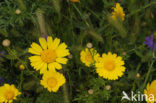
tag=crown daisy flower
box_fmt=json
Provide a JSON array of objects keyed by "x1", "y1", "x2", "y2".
[
  {"x1": 28, "y1": 36, "x2": 70, "y2": 74},
  {"x1": 112, "y1": 3, "x2": 125, "y2": 21},
  {"x1": 40, "y1": 71, "x2": 66, "y2": 92},
  {"x1": 95, "y1": 52, "x2": 126, "y2": 80},
  {"x1": 144, "y1": 80, "x2": 156, "y2": 103},
  {"x1": 80, "y1": 48, "x2": 100, "y2": 67},
  {"x1": 0, "y1": 84, "x2": 21, "y2": 103}
]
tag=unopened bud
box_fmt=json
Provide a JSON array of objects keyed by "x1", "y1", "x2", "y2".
[
  {"x1": 122, "y1": 52, "x2": 127, "y2": 56},
  {"x1": 15, "y1": 9, "x2": 21, "y2": 15},
  {"x1": 136, "y1": 73, "x2": 140, "y2": 78},
  {"x1": 88, "y1": 89, "x2": 94, "y2": 95},
  {"x1": 2, "y1": 39, "x2": 11, "y2": 47},
  {"x1": 19, "y1": 64, "x2": 25, "y2": 70},
  {"x1": 86, "y1": 43, "x2": 93, "y2": 49},
  {"x1": 105, "y1": 85, "x2": 111, "y2": 91},
  {"x1": 68, "y1": 54, "x2": 73, "y2": 59}
]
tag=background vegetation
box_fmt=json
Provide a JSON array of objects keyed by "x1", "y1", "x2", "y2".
[{"x1": 0, "y1": 0, "x2": 156, "y2": 102}]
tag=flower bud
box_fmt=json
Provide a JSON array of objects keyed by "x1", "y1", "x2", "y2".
[
  {"x1": 86, "y1": 43, "x2": 93, "y2": 49},
  {"x1": 2, "y1": 39, "x2": 11, "y2": 47},
  {"x1": 122, "y1": 52, "x2": 127, "y2": 56},
  {"x1": 136, "y1": 73, "x2": 140, "y2": 78},
  {"x1": 68, "y1": 54, "x2": 73, "y2": 59},
  {"x1": 105, "y1": 85, "x2": 111, "y2": 91},
  {"x1": 88, "y1": 89, "x2": 94, "y2": 95},
  {"x1": 15, "y1": 9, "x2": 21, "y2": 15},
  {"x1": 19, "y1": 64, "x2": 25, "y2": 70}
]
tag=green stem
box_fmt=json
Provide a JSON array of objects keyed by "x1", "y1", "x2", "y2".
[
  {"x1": 16, "y1": 0, "x2": 26, "y2": 11},
  {"x1": 6, "y1": 48, "x2": 37, "y2": 79},
  {"x1": 36, "y1": 9, "x2": 47, "y2": 36},
  {"x1": 142, "y1": 60, "x2": 154, "y2": 90},
  {"x1": 136, "y1": 63, "x2": 141, "y2": 72},
  {"x1": 63, "y1": 83, "x2": 70, "y2": 103},
  {"x1": 19, "y1": 71, "x2": 24, "y2": 90},
  {"x1": 72, "y1": 4, "x2": 90, "y2": 27},
  {"x1": 127, "y1": 2, "x2": 156, "y2": 18}
]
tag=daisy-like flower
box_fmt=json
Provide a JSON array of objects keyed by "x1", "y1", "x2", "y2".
[
  {"x1": 0, "y1": 84, "x2": 21, "y2": 103},
  {"x1": 80, "y1": 48, "x2": 100, "y2": 67},
  {"x1": 112, "y1": 3, "x2": 125, "y2": 21},
  {"x1": 28, "y1": 36, "x2": 70, "y2": 74},
  {"x1": 144, "y1": 80, "x2": 156, "y2": 103},
  {"x1": 95, "y1": 52, "x2": 126, "y2": 80},
  {"x1": 40, "y1": 71, "x2": 66, "y2": 92}
]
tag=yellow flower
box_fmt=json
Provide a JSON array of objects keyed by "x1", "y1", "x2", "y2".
[
  {"x1": 80, "y1": 48, "x2": 100, "y2": 67},
  {"x1": 144, "y1": 80, "x2": 156, "y2": 103},
  {"x1": 71, "y1": 0, "x2": 79, "y2": 2},
  {"x1": 112, "y1": 3, "x2": 125, "y2": 21},
  {"x1": 40, "y1": 71, "x2": 66, "y2": 92},
  {"x1": 28, "y1": 36, "x2": 70, "y2": 74},
  {"x1": 0, "y1": 84, "x2": 21, "y2": 103},
  {"x1": 19, "y1": 64, "x2": 25, "y2": 70},
  {"x1": 95, "y1": 52, "x2": 126, "y2": 80}
]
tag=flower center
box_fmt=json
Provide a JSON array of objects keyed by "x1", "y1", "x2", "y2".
[
  {"x1": 4, "y1": 90, "x2": 14, "y2": 100},
  {"x1": 41, "y1": 49, "x2": 57, "y2": 63},
  {"x1": 47, "y1": 77, "x2": 57, "y2": 88},
  {"x1": 104, "y1": 60, "x2": 115, "y2": 71},
  {"x1": 85, "y1": 53, "x2": 93, "y2": 63}
]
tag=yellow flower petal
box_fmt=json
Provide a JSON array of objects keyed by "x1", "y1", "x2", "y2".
[
  {"x1": 47, "y1": 36, "x2": 53, "y2": 49},
  {"x1": 53, "y1": 62, "x2": 62, "y2": 70},
  {"x1": 29, "y1": 56, "x2": 41, "y2": 62},
  {"x1": 40, "y1": 63, "x2": 47, "y2": 74},
  {"x1": 48, "y1": 63, "x2": 55, "y2": 71},
  {"x1": 56, "y1": 58, "x2": 68, "y2": 64},
  {"x1": 52, "y1": 38, "x2": 60, "y2": 49},
  {"x1": 28, "y1": 48, "x2": 41, "y2": 55},
  {"x1": 56, "y1": 43, "x2": 67, "y2": 50},
  {"x1": 31, "y1": 42, "x2": 43, "y2": 53},
  {"x1": 56, "y1": 49, "x2": 70, "y2": 57},
  {"x1": 39, "y1": 37, "x2": 47, "y2": 49}
]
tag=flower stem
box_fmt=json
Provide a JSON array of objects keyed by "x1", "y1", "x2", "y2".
[
  {"x1": 72, "y1": 4, "x2": 90, "y2": 27},
  {"x1": 127, "y1": 1, "x2": 156, "y2": 18},
  {"x1": 36, "y1": 9, "x2": 47, "y2": 36},
  {"x1": 16, "y1": 0, "x2": 26, "y2": 11},
  {"x1": 142, "y1": 60, "x2": 154, "y2": 90},
  {"x1": 19, "y1": 71, "x2": 24, "y2": 90},
  {"x1": 63, "y1": 83, "x2": 70, "y2": 103}
]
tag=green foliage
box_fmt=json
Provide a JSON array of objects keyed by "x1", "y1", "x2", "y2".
[
  {"x1": 0, "y1": 0, "x2": 156, "y2": 103},
  {"x1": 35, "y1": 90, "x2": 64, "y2": 103}
]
